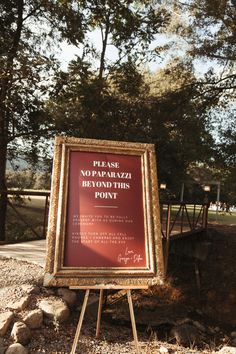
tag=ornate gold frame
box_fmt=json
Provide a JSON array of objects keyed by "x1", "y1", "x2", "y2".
[{"x1": 44, "y1": 136, "x2": 164, "y2": 287}]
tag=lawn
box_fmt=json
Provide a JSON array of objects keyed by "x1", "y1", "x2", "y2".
[
  {"x1": 6, "y1": 195, "x2": 48, "y2": 243},
  {"x1": 161, "y1": 203, "x2": 236, "y2": 229},
  {"x1": 208, "y1": 209, "x2": 236, "y2": 225},
  {"x1": 5, "y1": 196, "x2": 235, "y2": 243}
]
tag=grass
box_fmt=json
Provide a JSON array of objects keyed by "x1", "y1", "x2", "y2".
[
  {"x1": 6, "y1": 195, "x2": 47, "y2": 243},
  {"x1": 162, "y1": 203, "x2": 236, "y2": 228},
  {"x1": 5, "y1": 196, "x2": 235, "y2": 243},
  {"x1": 207, "y1": 209, "x2": 236, "y2": 225}
]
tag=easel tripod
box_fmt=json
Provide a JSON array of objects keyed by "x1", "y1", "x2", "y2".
[{"x1": 69, "y1": 285, "x2": 148, "y2": 354}]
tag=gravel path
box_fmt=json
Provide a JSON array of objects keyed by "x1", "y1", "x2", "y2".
[
  {"x1": 0, "y1": 257, "x2": 214, "y2": 354},
  {"x1": 0, "y1": 257, "x2": 44, "y2": 312},
  {"x1": 3, "y1": 224, "x2": 236, "y2": 354}
]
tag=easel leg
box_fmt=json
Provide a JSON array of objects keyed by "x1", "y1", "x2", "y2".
[
  {"x1": 96, "y1": 289, "x2": 104, "y2": 338},
  {"x1": 70, "y1": 289, "x2": 90, "y2": 354},
  {"x1": 127, "y1": 290, "x2": 140, "y2": 354}
]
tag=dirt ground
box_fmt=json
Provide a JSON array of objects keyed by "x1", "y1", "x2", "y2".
[
  {"x1": 1, "y1": 224, "x2": 236, "y2": 353},
  {"x1": 103, "y1": 224, "x2": 236, "y2": 349}
]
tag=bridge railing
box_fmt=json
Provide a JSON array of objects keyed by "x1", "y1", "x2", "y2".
[
  {"x1": 2, "y1": 190, "x2": 208, "y2": 245},
  {"x1": 3, "y1": 189, "x2": 50, "y2": 241},
  {"x1": 161, "y1": 202, "x2": 208, "y2": 239},
  {"x1": 160, "y1": 201, "x2": 209, "y2": 276}
]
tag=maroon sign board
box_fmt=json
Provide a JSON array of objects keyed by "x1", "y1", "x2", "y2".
[{"x1": 44, "y1": 137, "x2": 164, "y2": 287}]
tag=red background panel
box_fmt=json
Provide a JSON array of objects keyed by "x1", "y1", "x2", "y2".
[{"x1": 63, "y1": 151, "x2": 147, "y2": 268}]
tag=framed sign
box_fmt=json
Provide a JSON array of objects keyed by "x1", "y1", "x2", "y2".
[{"x1": 44, "y1": 137, "x2": 164, "y2": 287}]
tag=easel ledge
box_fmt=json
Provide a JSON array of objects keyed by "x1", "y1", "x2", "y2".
[
  {"x1": 69, "y1": 285, "x2": 148, "y2": 354},
  {"x1": 70, "y1": 284, "x2": 149, "y2": 290}
]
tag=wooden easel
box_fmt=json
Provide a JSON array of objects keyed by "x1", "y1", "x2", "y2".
[{"x1": 69, "y1": 285, "x2": 148, "y2": 354}]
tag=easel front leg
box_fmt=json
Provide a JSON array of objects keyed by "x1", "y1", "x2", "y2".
[
  {"x1": 96, "y1": 289, "x2": 104, "y2": 338},
  {"x1": 127, "y1": 290, "x2": 140, "y2": 354},
  {"x1": 70, "y1": 289, "x2": 90, "y2": 354}
]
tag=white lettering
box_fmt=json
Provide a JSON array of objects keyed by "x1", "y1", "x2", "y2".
[
  {"x1": 93, "y1": 161, "x2": 120, "y2": 168},
  {"x1": 95, "y1": 192, "x2": 118, "y2": 199},
  {"x1": 80, "y1": 170, "x2": 132, "y2": 179}
]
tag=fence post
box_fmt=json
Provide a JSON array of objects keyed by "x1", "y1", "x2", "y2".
[
  {"x1": 203, "y1": 203, "x2": 209, "y2": 229},
  {"x1": 164, "y1": 203, "x2": 171, "y2": 277}
]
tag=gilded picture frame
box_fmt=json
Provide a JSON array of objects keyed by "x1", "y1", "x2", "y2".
[{"x1": 44, "y1": 136, "x2": 164, "y2": 287}]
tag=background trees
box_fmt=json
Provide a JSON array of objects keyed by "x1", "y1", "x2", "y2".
[
  {"x1": 156, "y1": 0, "x2": 236, "y2": 201},
  {"x1": 1, "y1": 0, "x2": 235, "y2": 240},
  {"x1": 0, "y1": 0, "x2": 58, "y2": 240}
]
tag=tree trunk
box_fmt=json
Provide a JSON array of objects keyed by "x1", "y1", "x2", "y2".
[
  {"x1": 0, "y1": 0, "x2": 24, "y2": 242},
  {"x1": 98, "y1": 15, "x2": 110, "y2": 82},
  {"x1": 0, "y1": 141, "x2": 7, "y2": 242}
]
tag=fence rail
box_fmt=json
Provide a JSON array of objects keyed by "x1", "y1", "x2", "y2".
[
  {"x1": 3, "y1": 189, "x2": 50, "y2": 241},
  {"x1": 161, "y1": 201, "x2": 209, "y2": 275},
  {"x1": 161, "y1": 202, "x2": 208, "y2": 239},
  {"x1": 3, "y1": 190, "x2": 209, "y2": 245}
]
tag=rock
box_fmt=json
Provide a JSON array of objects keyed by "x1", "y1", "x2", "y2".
[
  {"x1": 9, "y1": 296, "x2": 31, "y2": 312},
  {"x1": 231, "y1": 331, "x2": 236, "y2": 338},
  {"x1": 170, "y1": 323, "x2": 199, "y2": 346},
  {"x1": 58, "y1": 288, "x2": 77, "y2": 307},
  {"x1": 208, "y1": 326, "x2": 215, "y2": 334},
  {"x1": 11, "y1": 322, "x2": 31, "y2": 345},
  {"x1": 232, "y1": 338, "x2": 236, "y2": 346},
  {"x1": 159, "y1": 346, "x2": 169, "y2": 353},
  {"x1": 192, "y1": 320, "x2": 206, "y2": 332},
  {"x1": 44, "y1": 287, "x2": 55, "y2": 296},
  {"x1": 21, "y1": 284, "x2": 40, "y2": 295},
  {"x1": 0, "y1": 311, "x2": 14, "y2": 337},
  {"x1": 39, "y1": 297, "x2": 70, "y2": 323},
  {"x1": 0, "y1": 338, "x2": 6, "y2": 354},
  {"x1": 5, "y1": 343, "x2": 28, "y2": 354},
  {"x1": 217, "y1": 347, "x2": 236, "y2": 354},
  {"x1": 23, "y1": 309, "x2": 43, "y2": 329}
]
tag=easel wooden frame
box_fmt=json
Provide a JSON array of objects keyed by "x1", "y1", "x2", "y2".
[{"x1": 70, "y1": 285, "x2": 148, "y2": 354}]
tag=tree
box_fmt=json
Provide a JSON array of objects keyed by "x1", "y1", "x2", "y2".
[
  {"x1": 0, "y1": 0, "x2": 61, "y2": 241},
  {"x1": 46, "y1": 0, "x2": 171, "y2": 139},
  {"x1": 161, "y1": 0, "x2": 236, "y2": 91},
  {"x1": 153, "y1": 0, "x2": 236, "y2": 198},
  {"x1": 0, "y1": 0, "x2": 171, "y2": 241},
  {"x1": 49, "y1": 53, "x2": 215, "y2": 198},
  {"x1": 146, "y1": 59, "x2": 216, "y2": 193}
]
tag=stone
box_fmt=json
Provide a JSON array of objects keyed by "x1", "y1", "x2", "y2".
[
  {"x1": 159, "y1": 346, "x2": 169, "y2": 353},
  {"x1": 231, "y1": 331, "x2": 236, "y2": 338},
  {"x1": 192, "y1": 320, "x2": 206, "y2": 332},
  {"x1": 23, "y1": 309, "x2": 43, "y2": 329},
  {"x1": 217, "y1": 347, "x2": 236, "y2": 354},
  {"x1": 0, "y1": 311, "x2": 14, "y2": 337},
  {"x1": 9, "y1": 296, "x2": 31, "y2": 312},
  {"x1": 58, "y1": 288, "x2": 77, "y2": 307},
  {"x1": 39, "y1": 297, "x2": 70, "y2": 323},
  {"x1": 170, "y1": 323, "x2": 199, "y2": 346},
  {"x1": 0, "y1": 338, "x2": 6, "y2": 354},
  {"x1": 21, "y1": 284, "x2": 40, "y2": 295},
  {"x1": 11, "y1": 322, "x2": 31, "y2": 345},
  {"x1": 5, "y1": 343, "x2": 28, "y2": 354}
]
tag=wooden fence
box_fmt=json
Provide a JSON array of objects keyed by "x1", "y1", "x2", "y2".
[{"x1": 3, "y1": 189, "x2": 209, "y2": 243}]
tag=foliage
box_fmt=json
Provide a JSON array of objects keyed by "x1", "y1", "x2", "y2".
[
  {"x1": 157, "y1": 1, "x2": 236, "y2": 112},
  {"x1": 0, "y1": 0, "x2": 59, "y2": 240},
  {"x1": 49, "y1": 54, "x2": 216, "y2": 198},
  {"x1": 6, "y1": 170, "x2": 51, "y2": 190},
  {"x1": 155, "y1": 0, "x2": 236, "y2": 201},
  {"x1": 0, "y1": 0, "x2": 58, "y2": 153},
  {"x1": 1, "y1": 0, "x2": 235, "y2": 241}
]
